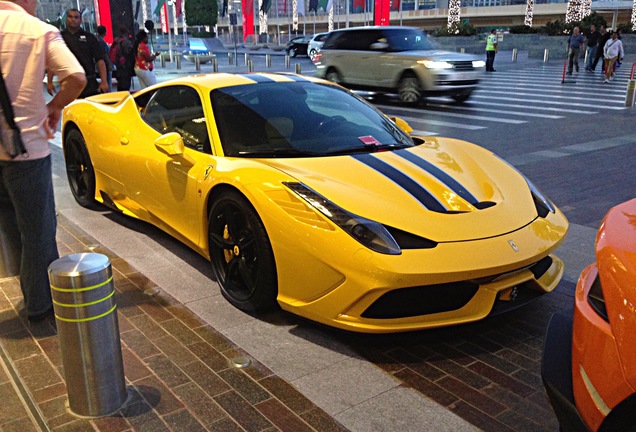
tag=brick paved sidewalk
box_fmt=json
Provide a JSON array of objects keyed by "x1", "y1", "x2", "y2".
[{"x1": 0, "y1": 214, "x2": 349, "y2": 432}]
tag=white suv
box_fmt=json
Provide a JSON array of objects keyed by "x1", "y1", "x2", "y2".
[
  {"x1": 308, "y1": 32, "x2": 329, "y2": 58},
  {"x1": 313, "y1": 26, "x2": 485, "y2": 104}
]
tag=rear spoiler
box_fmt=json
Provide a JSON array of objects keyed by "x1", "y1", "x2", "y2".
[{"x1": 85, "y1": 91, "x2": 132, "y2": 106}]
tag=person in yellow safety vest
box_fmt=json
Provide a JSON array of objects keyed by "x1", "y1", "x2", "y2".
[{"x1": 486, "y1": 29, "x2": 498, "y2": 72}]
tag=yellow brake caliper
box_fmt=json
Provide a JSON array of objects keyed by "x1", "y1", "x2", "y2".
[{"x1": 223, "y1": 225, "x2": 233, "y2": 263}]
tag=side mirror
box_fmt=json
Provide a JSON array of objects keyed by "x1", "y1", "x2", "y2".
[
  {"x1": 154, "y1": 132, "x2": 185, "y2": 156},
  {"x1": 390, "y1": 117, "x2": 414, "y2": 135}
]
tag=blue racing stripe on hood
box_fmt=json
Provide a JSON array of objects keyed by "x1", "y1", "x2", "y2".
[
  {"x1": 395, "y1": 149, "x2": 479, "y2": 205},
  {"x1": 237, "y1": 74, "x2": 276, "y2": 83},
  {"x1": 352, "y1": 154, "x2": 447, "y2": 212}
]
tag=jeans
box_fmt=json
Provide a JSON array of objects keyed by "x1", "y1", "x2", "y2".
[
  {"x1": 585, "y1": 46, "x2": 597, "y2": 70},
  {"x1": 0, "y1": 156, "x2": 58, "y2": 316},
  {"x1": 568, "y1": 47, "x2": 581, "y2": 73}
]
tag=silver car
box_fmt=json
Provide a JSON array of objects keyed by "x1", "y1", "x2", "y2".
[
  {"x1": 308, "y1": 32, "x2": 329, "y2": 58},
  {"x1": 313, "y1": 26, "x2": 485, "y2": 104}
]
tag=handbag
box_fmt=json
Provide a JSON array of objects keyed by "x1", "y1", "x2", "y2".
[{"x1": 0, "y1": 64, "x2": 27, "y2": 160}]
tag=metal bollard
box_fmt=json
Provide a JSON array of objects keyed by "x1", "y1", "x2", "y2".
[
  {"x1": 213, "y1": 58, "x2": 218, "y2": 72},
  {"x1": 248, "y1": 60, "x2": 254, "y2": 72},
  {"x1": 160, "y1": 54, "x2": 166, "y2": 68},
  {"x1": 512, "y1": 48, "x2": 518, "y2": 62},
  {"x1": 285, "y1": 55, "x2": 290, "y2": 69},
  {"x1": 228, "y1": 52, "x2": 233, "y2": 65},
  {"x1": 195, "y1": 56, "x2": 201, "y2": 71},
  {"x1": 460, "y1": 48, "x2": 465, "y2": 53},
  {"x1": 266, "y1": 54, "x2": 271, "y2": 68},
  {"x1": 295, "y1": 63, "x2": 301, "y2": 74},
  {"x1": 176, "y1": 55, "x2": 181, "y2": 70},
  {"x1": 48, "y1": 253, "x2": 127, "y2": 417},
  {"x1": 544, "y1": 49, "x2": 550, "y2": 63},
  {"x1": 244, "y1": 53, "x2": 250, "y2": 66},
  {"x1": 626, "y1": 80, "x2": 636, "y2": 106}
]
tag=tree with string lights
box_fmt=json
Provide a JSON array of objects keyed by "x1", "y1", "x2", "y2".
[{"x1": 447, "y1": 0, "x2": 461, "y2": 34}]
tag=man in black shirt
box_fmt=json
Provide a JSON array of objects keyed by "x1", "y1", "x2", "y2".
[
  {"x1": 591, "y1": 25, "x2": 609, "y2": 72},
  {"x1": 47, "y1": 8, "x2": 109, "y2": 97},
  {"x1": 585, "y1": 24, "x2": 601, "y2": 72}
]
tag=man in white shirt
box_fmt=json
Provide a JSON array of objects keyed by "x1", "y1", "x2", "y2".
[
  {"x1": 603, "y1": 30, "x2": 624, "y2": 83},
  {"x1": 0, "y1": 0, "x2": 86, "y2": 321}
]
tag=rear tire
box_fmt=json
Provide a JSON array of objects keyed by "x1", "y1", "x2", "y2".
[
  {"x1": 398, "y1": 76, "x2": 422, "y2": 104},
  {"x1": 325, "y1": 68, "x2": 342, "y2": 85},
  {"x1": 64, "y1": 128, "x2": 97, "y2": 209}
]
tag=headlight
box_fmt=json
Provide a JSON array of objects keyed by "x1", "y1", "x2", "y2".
[
  {"x1": 495, "y1": 155, "x2": 556, "y2": 216},
  {"x1": 284, "y1": 182, "x2": 401, "y2": 255},
  {"x1": 472, "y1": 60, "x2": 486, "y2": 68},
  {"x1": 418, "y1": 60, "x2": 453, "y2": 69}
]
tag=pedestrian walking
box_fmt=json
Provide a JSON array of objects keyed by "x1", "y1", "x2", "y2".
[
  {"x1": 48, "y1": 8, "x2": 108, "y2": 98},
  {"x1": 0, "y1": 0, "x2": 86, "y2": 321},
  {"x1": 603, "y1": 31, "x2": 624, "y2": 83},
  {"x1": 96, "y1": 25, "x2": 112, "y2": 91},
  {"x1": 591, "y1": 25, "x2": 609, "y2": 72},
  {"x1": 111, "y1": 26, "x2": 134, "y2": 91},
  {"x1": 584, "y1": 24, "x2": 600, "y2": 72},
  {"x1": 566, "y1": 26, "x2": 585, "y2": 75},
  {"x1": 485, "y1": 29, "x2": 498, "y2": 72},
  {"x1": 133, "y1": 30, "x2": 159, "y2": 89}
]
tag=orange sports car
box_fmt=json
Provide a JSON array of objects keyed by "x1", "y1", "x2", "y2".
[{"x1": 542, "y1": 198, "x2": 636, "y2": 431}]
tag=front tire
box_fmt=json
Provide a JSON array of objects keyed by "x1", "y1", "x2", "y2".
[
  {"x1": 452, "y1": 93, "x2": 471, "y2": 103},
  {"x1": 290, "y1": 47, "x2": 297, "y2": 58},
  {"x1": 398, "y1": 75, "x2": 422, "y2": 104},
  {"x1": 208, "y1": 191, "x2": 278, "y2": 312},
  {"x1": 64, "y1": 128, "x2": 97, "y2": 208}
]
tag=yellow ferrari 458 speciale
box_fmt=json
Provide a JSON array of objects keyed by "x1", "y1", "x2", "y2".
[{"x1": 62, "y1": 73, "x2": 568, "y2": 333}]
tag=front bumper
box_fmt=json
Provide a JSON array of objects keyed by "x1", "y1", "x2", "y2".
[{"x1": 542, "y1": 311, "x2": 589, "y2": 432}]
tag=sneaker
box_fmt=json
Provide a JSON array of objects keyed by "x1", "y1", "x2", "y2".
[
  {"x1": 566, "y1": 72, "x2": 572, "y2": 75},
  {"x1": 604, "y1": 79, "x2": 610, "y2": 83}
]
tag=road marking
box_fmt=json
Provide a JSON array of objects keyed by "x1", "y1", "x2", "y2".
[
  {"x1": 396, "y1": 115, "x2": 486, "y2": 130},
  {"x1": 427, "y1": 103, "x2": 562, "y2": 119},
  {"x1": 471, "y1": 94, "x2": 628, "y2": 110}
]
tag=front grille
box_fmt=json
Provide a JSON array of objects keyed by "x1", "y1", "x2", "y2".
[
  {"x1": 451, "y1": 61, "x2": 475, "y2": 71},
  {"x1": 361, "y1": 282, "x2": 479, "y2": 319}
]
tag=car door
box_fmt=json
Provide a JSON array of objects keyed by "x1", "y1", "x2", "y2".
[
  {"x1": 338, "y1": 30, "x2": 384, "y2": 86},
  {"x1": 115, "y1": 85, "x2": 212, "y2": 245}
]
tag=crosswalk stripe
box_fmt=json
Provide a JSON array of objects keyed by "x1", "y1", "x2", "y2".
[
  {"x1": 427, "y1": 103, "x2": 563, "y2": 119},
  {"x1": 471, "y1": 94, "x2": 628, "y2": 110},
  {"x1": 467, "y1": 100, "x2": 597, "y2": 114},
  {"x1": 396, "y1": 115, "x2": 486, "y2": 130},
  {"x1": 378, "y1": 104, "x2": 526, "y2": 124}
]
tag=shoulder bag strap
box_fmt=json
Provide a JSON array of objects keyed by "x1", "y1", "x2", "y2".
[{"x1": 0, "y1": 65, "x2": 20, "y2": 132}]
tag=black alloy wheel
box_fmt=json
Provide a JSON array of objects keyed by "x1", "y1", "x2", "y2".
[
  {"x1": 208, "y1": 191, "x2": 277, "y2": 312},
  {"x1": 64, "y1": 128, "x2": 97, "y2": 208}
]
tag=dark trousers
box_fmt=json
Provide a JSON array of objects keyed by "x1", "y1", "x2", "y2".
[
  {"x1": 0, "y1": 156, "x2": 58, "y2": 316},
  {"x1": 567, "y1": 47, "x2": 581, "y2": 73},
  {"x1": 486, "y1": 50, "x2": 496, "y2": 71},
  {"x1": 592, "y1": 47, "x2": 604, "y2": 70},
  {"x1": 79, "y1": 76, "x2": 99, "y2": 98}
]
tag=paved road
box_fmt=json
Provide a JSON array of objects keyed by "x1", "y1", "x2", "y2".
[{"x1": 48, "y1": 55, "x2": 636, "y2": 431}]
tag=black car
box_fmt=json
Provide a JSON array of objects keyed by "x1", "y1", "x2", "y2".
[{"x1": 286, "y1": 35, "x2": 313, "y2": 57}]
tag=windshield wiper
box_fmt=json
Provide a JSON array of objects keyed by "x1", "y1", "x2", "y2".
[
  {"x1": 236, "y1": 148, "x2": 319, "y2": 158},
  {"x1": 324, "y1": 143, "x2": 411, "y2": 156}
]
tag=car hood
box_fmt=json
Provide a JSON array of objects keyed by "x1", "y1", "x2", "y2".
[{"x1": 261, "y1": 138, "x2": 540, "y2": 243}]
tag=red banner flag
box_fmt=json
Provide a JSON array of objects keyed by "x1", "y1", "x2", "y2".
[
  {"x1": 242, "y1": 0, "x2": 254, "y2": 42},
  {"x1": 374, "y1": 0, "x2": 389, "y2": 25}
]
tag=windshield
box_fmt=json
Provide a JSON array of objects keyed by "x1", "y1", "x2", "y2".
[
  {"x1": 211, "y1": 82, "x2": 414, "y2": 158},
  {"x1": 386, "y1": 28, "x2": 437, "y2": 51}
]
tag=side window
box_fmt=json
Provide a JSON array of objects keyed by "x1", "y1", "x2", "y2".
[{"x1": 142, "y1": 85, "x2": 211, "y2": 153}]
